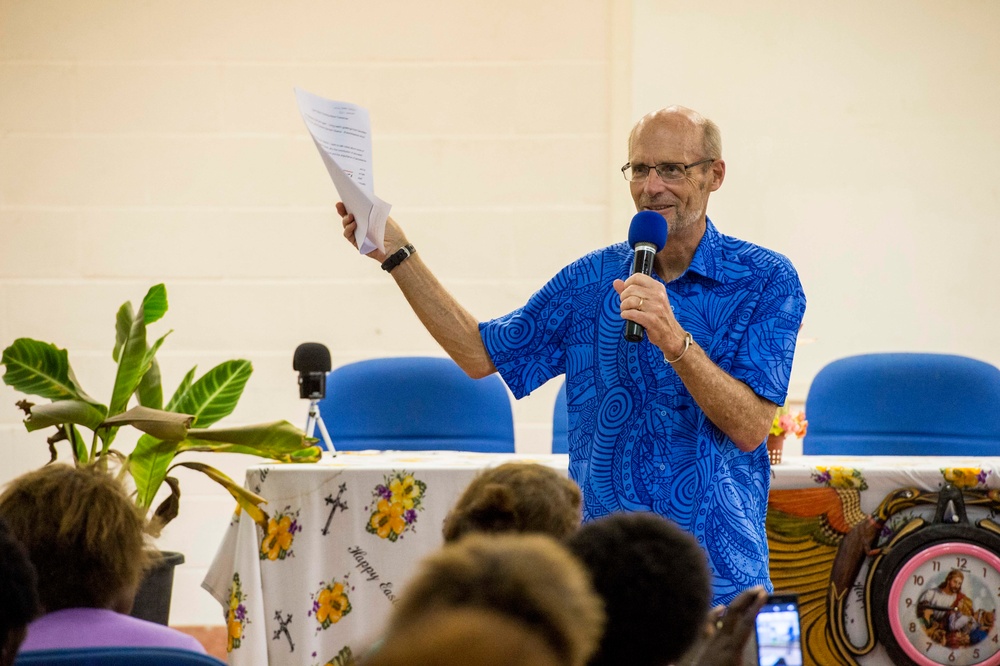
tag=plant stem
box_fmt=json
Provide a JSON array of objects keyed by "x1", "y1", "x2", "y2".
[{"x1": 89, "y1": 429, "x2": 100, "y2": 462}]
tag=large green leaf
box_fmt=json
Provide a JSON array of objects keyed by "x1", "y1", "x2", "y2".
[
  {"x1": 170, "y1": 360, "x2": 253, "y2": 428},
  {"x1": 102, "y1": 405, "x2": 194, "y2": 441},
  {"x1": 178, "y1": 421, "x2": 320, "y2": 462},
  {"x1": 141, "y1": 284, "x2": 168, "y2": 324},
  {"x1": 112, "y1": 302, "x2": 134, "y2": 363},
  {"x1": 108, "y1": 300, "x2": 150, "y2": 419},
  {"x1": 128, "y1": 434, "x2": 181, "y2": 511},
  {"x1": 136, "y1": 357, "x2": 164, "y2": 410},
  {"x1": 24, "y1": 399, "x2": 108, "y2": 433},
  {"x1": 167, "y1": 461, "x2": 269, "y2": 528},
  {"x1": 116, "y1": 287, "x2": 168, "y2": 364},
  {"x1": 164, "y1": 366, "x2": 197, "y2": 412},
  {"x1": 67, "y1": 425, "x2": 89, "y2": 464},
  {"x1": 1, "y1": 338, "x2": 98, "y2": 403}
]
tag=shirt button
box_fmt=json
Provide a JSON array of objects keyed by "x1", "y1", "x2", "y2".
[
  {"x1": 659, "y1": 464, "x2": 666, "y2": 471},
  {"x1": 660, "y1": 410, "x2": 667, "y2": 417}
]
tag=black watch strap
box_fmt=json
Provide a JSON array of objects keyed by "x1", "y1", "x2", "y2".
[{"x1": 381, "y1": 244, "x2": 416, "y2": 273}]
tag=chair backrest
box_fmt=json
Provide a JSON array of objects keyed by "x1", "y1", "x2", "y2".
[
  {"x1": 552, "y1": 381, "x2": 568, "y2": 454},
  {"x1": 15, "y1": 647, "x2": 226, "y2": 665},
  {"x1": 318, "y1": 356, "x2": 515, "y2": 452},
  {"x1": 803, "y1": 352, "x2": 1000, "y2": 455}
]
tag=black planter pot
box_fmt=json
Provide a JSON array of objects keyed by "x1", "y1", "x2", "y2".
[{"x1": 130, "y1": 551, "x2": 184, "y2": 625}]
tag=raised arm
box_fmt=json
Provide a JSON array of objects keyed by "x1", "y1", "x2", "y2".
[
  {"x1": 339, "y1": 203, "x2": 497, "y2": 379},
  {"x1": 614, "y1": 274, "x2": 777, "y2": 451}
]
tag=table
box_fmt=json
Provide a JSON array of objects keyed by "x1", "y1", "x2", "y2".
[
  {"x1": 203, "y1": 453, "x2": 1000, "y2": 666},
  {"x1": 202, "y1": 451, "x2": 568, "y2": 666}
]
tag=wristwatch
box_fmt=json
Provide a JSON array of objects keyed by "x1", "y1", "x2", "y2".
[{"x1": 381, "y1": 244, "x2": 416, "y2": 273}]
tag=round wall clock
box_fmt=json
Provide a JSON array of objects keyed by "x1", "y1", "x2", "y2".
[{"x1": 871, "y1": 486, "x2": 1000, "y2": 666}]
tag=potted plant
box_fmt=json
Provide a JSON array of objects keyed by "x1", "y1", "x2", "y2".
[
  {"x1": 1, "y1": 284, "x2": 321, "y2": 621},
  {"x1": 767, "y1": 406, "x2": 808, "y2": 465}
]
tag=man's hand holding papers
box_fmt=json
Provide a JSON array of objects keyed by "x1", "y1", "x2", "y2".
[{"x1": 295, "y1": 88, "x2": 391, "y2": 254}]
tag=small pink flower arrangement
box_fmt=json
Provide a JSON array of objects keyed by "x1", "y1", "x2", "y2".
[{"x1": 770, "y1": 406, "x2": 807, "y2": 438}]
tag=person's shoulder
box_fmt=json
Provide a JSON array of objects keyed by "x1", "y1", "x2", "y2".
[
  {"x1": 560, "y1": 242, "x2": 630, "y2": 279},
  {"x1": 713, "y1": 228, "x2": 799, "y2": 280},
  {"x1": 105, "y1": 612, "x2": 207, "y2": 653}
]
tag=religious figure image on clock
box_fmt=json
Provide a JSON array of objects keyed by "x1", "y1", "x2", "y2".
[
  {"x1": 886, "y1": 540, "x2": 1000, "y2": 666},
  {"x1": 917, "y1": 569, "x2": 996, "y2": 648}
]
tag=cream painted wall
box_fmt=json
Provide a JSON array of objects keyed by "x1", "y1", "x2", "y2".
[
  {"x1": 631, "y1": 0, "x2": 1000, "y2": 404},
  {"x1": 0, "y1": 1, "x2": 624, "y2": 625},
  {"x1": 3, "y1": 0, "x2": 997, "y2": 628}
]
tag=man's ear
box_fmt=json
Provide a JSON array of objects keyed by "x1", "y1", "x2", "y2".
[{"x1": 709, "y1": 159, "x2": 726, "y2": 192}]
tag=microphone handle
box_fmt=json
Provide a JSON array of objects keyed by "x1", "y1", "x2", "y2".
[{"x1": 624, "y1": 244, "x2": 657, "y2": 343}]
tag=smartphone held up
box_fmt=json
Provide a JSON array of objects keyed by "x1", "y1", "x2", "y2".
[{"x1": 755, "y1": 593, "x2": 803, "y2": 666}]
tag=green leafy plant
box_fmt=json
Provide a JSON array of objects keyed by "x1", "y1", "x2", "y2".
[{"x1": 1, "y1": 284, "x2": 321, "y2": 535}]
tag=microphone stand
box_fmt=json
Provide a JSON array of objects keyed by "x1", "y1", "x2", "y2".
[{"x1": 305, "y1": 400, "x2": 336, "y2": 455}]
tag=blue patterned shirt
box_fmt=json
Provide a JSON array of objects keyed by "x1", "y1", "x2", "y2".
[{"x1": 479, "y1": 218, "x2": 806, "y2": 604}]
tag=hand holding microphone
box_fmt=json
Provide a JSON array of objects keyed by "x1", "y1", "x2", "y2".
[{"x1": 622, "y1": 211, "x2": 667, "y2": 342}]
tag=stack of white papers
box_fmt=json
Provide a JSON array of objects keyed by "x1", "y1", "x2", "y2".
[{"x1": 295, "y1": 88, "x2": 392, "y2": 255}]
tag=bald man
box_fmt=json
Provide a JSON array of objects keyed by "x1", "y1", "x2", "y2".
[{"x1": 339, "y1": 106, "x2": 806, "y2": 604}]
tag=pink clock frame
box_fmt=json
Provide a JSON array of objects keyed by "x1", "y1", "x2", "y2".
[{"x1": 887, "y1": 542, "x2": 1000, "y2": 666}]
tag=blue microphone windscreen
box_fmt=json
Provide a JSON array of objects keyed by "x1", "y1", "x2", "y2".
[{"x1": 628, "y1": 211, "x2": 667, "y2": 251}]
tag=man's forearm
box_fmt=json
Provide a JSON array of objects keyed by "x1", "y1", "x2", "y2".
[
  {"x1": 389, "y1": 254, "x2": 497, "y2": 379},
  {"x1": 670, "y1": 341, "x2": 777, "y2": 451}
]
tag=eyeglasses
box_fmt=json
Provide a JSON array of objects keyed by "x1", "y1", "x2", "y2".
[{"x1": 620, "y1": 158, "x2": 715, "y2": 182}]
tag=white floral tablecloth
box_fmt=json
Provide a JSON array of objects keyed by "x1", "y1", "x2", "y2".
[
  {"x1": 203, "y1": 453, "x2": 1000, "y2": 666},
  {"x1": 202, "y1": 451, "x2": 569, "y2": 666}
]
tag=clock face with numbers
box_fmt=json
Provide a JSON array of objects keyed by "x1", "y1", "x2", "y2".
[{"x1": 873, "y1": 526, "x2": 1000, "y2": 666}]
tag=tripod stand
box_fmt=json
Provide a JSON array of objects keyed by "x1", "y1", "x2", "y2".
[{"x1": 305, "y1": 400, "x2": 336, "y2": 454}]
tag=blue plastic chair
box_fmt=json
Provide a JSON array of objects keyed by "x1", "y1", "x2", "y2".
[
  {"x1": 15, "y1": 647, "x2": 226, "y2": 665},
  {"x1": 552, "y1": 380, "x2": 568, "y2": 454},
  {"x1": 802, "y1": 353, "x2": 1000, "y2": 456},
  {"x1": 317, "y1": 356, "x2": 515, "y2": 452}
]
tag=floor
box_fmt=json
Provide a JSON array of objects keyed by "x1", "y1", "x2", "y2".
[{"x1": 176, "y1": 626, "x2": 227, "y2": 661}]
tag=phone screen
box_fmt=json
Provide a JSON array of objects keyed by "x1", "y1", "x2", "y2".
[{"x1": 755, "y1": 594, "x2": 803, "y2": 666}]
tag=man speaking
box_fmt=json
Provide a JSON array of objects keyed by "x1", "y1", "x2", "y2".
[{"x1": 338, "y1": 106, "x2": 806, "y2": 604}]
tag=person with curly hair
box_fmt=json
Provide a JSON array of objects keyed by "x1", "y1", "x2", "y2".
[
  {"x1": 566, "y1": 511, "x2": 717, "y2": 666},
  {"x1": 442, "y1": 462, "x2": 581, "y2": 542},
  {"x1": 0, "y1": 518, "x2": 40, "y2": 666},
  {"x1": 376, "y1": 533, "x2": 604, "y2": 666},
  {"x1": 0, "y1": 464, "x2": 205, "y2": 654}
]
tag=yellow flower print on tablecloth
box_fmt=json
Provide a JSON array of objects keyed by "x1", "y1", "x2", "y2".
[
  {"x1": 310, "y1": 578, "x2": 353, "y2": 631},
  {"x1": 942, "y1": 467, "x2": 991, "y2": 489},
  {"x1": 315, "y1": 646, "x2": 354, "y2": 666},
  {"x1": 226, "y1": 573, "x2": 249, "y2": 653},
  {"x1": 811, "y1": 466, "x2": 868, "y2": 491},
  {"x1": 259, "y1": 507, "x2": 302, "y2": 561},
  {"x1": 366, "y1": 471, "x2": 427, "y2": 542}
]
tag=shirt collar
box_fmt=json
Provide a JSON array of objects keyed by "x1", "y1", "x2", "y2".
[{"x1": 681, "y1": 217, "x2": 729, "y2": 284}]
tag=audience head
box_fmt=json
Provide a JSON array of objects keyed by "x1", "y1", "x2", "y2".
[
  {"x1": 442, "y1": 462, "x2": 582, "y2": 542},
  {"x1": 0, "y1": 518, "x2": 40, "y2": 666},
  {"x1": 362, "y1": 607, "x2": 562, "y2": 666},
  {"x1": 387, "y1": 533, "x2": 604, "y2": 666},
  {"x1": 0, "y1": 464, "x2": 150, "y2": 614},
  {"x1": 566, "y1": 511, "x2": 712, "y2": 666}
]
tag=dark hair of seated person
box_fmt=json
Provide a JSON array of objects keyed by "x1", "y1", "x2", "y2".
[
  {"x1": 0, "y1": 464, "x2": 150, "y2": 613},
  {"x1": 361, "y1": 607, "x2": 562, "y2": 666},
  {"x1": 441, "y1": 462, "x2": 582, "y2": 542},
  {"x1": 0, "y1": 518, "x2": 41, "y2": 666},
  {"x1": 566, "y1": 511, "x2": 712, "y2": 666},
  {"x1": 386, "y1": 533, "x2": 605, "y2": 666}
]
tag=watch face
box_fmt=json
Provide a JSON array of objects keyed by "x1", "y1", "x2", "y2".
[{"x1": 887, "y1": 542, "x2": 1000, "y2": 665}]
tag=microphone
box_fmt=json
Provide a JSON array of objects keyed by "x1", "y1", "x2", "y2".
[
  {"x1": 624, "y1": 211, "x2": 668, "y2": 342},
  {"x1": 293, "y1": 343, "x2": 332, "y2": 399}
]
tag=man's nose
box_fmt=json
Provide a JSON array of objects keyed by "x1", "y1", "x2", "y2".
[{"x1": 642, "y1": 169, "x2": 669, "y2": 195}]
